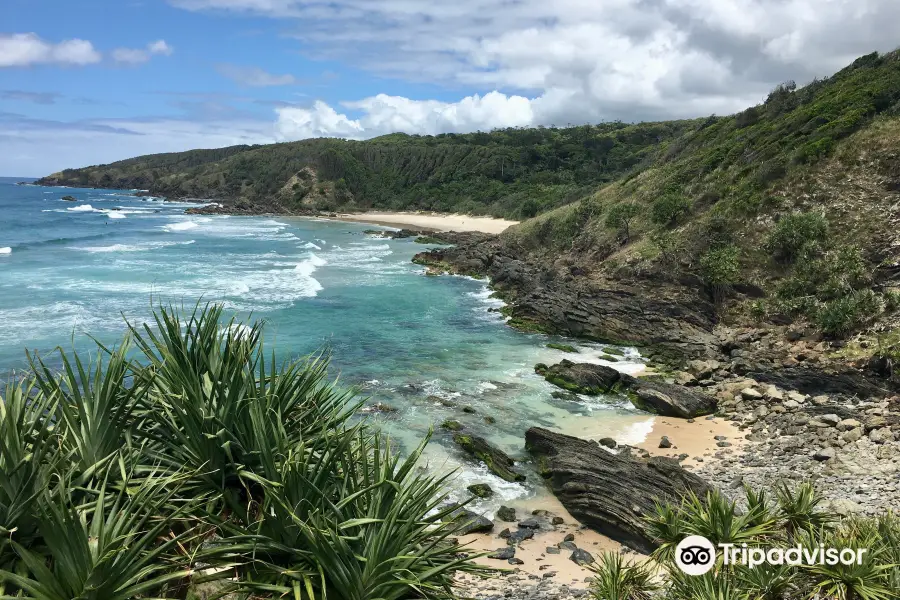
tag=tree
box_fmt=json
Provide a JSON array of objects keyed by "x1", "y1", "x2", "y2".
[{"x1": 604, "y1": 202, "x2": 642, "y2": 242}]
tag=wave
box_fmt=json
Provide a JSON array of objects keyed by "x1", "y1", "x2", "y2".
[
  {"x1": 72, "y1": 240, "x2": 196, "y2": 253},
  {"x1": 161, "y1": 221, "x2": 199, "y2": 232},
  {"x1": 0, "y1": 247, "x2": 11, "y2": 255},
  {"x1": 300, "y1": 242, "x2": 321, "y2": 250},
  {"x1": 294, "y1": 252, "x2": 327, "y2": 278},
  {"x1": 67, "y1": 204, "x2": 97, "y2": 212},
  {"x1": 107, "y1": 211, "x2": 127, "y2": 220}
]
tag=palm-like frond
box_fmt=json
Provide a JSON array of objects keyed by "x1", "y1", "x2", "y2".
[
  {"x1": 587, "y1": 552, "x2": 658, "y2": 600},
  {"x1": 680, "y1": 490, "x2": 777, "y2": 547},
  {"x1": 0, "y1": 470, "x2": 206, "y2": 600},
  {"x1": 28, "y1": 340, "x2": 145, "y2": 481},
  {"x1": 224, "y1": 432, "x2": 492, "y2": 600},
  {"x1": 0, "y1": 380, "x2": 56, "y2": 575},
  {"x1": 774, "y1": 481, "x2": 835, "y2": 539},
  {"x1": 797, "y1": 525, "x2": 896, "y2": 600}
]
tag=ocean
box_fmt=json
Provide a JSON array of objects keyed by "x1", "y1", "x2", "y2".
[{"x1": 0, "y1": 177, "x2": 654, "y2": 512}]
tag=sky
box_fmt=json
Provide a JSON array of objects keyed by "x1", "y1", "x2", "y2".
[{"x1": 2, "y1": 0, "x2": 899, "y2": 176}]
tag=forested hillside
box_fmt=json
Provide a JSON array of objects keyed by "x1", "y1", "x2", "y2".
[
  {"x1": 497, "y1": 49, "x2": 900, "y2": 343},
  {"x1": 38, "y1": 121, "x2": 700, "y2": 219}
]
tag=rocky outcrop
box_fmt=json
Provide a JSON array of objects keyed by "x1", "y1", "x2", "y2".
[
  {"x1": 413, "y1": 235, "x2": 719, "y2": 361},
  {"x1": 627, "y1": 378, "x2": 718, "y2": 418},
  {"x1": 534, "y1": 360, "x2": 623, "y2": 395},
  {"x1": 536, "y1": 360, "x2": 717, "y2": 418},
  {"x1": 453, "y1": 433, "x2": 526, "y2": 482},
  {"x1": 525, "y1": 427, "x2": 714, "y2": 553}
]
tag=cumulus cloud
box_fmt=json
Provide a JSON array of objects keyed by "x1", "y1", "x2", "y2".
[
  {"x1": 113, "y1": 40, "x2": 175, "y2": 65},
  {"x1": 217, "y1": 64, "x2": 298, "y2": 86},
  {"x1": 0, "y1": 33, "x2": 101, "y2": 68},
  {"x1": 276, "y1": 92, "x2": 534, "y2": 139},
  {"x1": 172, "y1": 0, "x2": 900, "y2": 136}
]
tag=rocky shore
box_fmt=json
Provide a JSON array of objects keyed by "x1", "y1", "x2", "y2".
[{"x1": 419, "y1": 231, "x2": 900, "y2": 598}]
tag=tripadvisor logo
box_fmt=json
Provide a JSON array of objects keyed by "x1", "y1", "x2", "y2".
[{"x1": 675, "y1": 535, "x2": 869, "y2": 576}]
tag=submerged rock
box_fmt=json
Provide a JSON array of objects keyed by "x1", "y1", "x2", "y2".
[
  {"x1": 525, "y1": 427, "x2": 714, "y2": 553},
  {"x1": 467, "y1": 483, "x2": 494, "y2": 498},
  {"x1": 453, "y1": 433, "x2": 526, "y2": 482}
]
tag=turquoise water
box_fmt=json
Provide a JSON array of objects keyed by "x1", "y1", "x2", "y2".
[{"x1": 0, "y1": 177, "x2": 654, "y2": 511}]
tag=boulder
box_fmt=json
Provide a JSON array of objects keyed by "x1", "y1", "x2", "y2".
[
  {"x1": 453, "y1": 433, "x2": 526, "y2": 482},
  {"x1": 489, "y1": 547, "x2": 516, "y2": 560},
  {"x1": 467, "y1": 483, "x2": 494, "y2": 498},
  {"x1": 570, "y1": 548, "x2": 595, "y2": 566},
  {"x1": 537, "y1": 360, "x2": 717, "y2": 418},
  {"x1": 497, "y1": 506, "x2": 517, "y2": 522},
  {"x1": 535, "y1": 360, "x2": 623, "y2": 395},
  {"x1": 658, "y1": 436, "x2": 673, "y2": 449},
  {"x1": 627, "y1": 379, "x2": 717, "y2": 419},
  {"x1": 525, "y1": 427, "x2": 714, "y2": 554},
  {"x1": 443, "y1": 508, "x2": 494, "y2": 534},
  {"x1": 599, "y1": 437, "x2": 617, "y2": 449}
]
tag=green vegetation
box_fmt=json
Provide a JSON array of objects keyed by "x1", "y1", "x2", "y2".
[
  {"x1": 38, "y1": 50, "x2": 900, "y2": 340},
  {"x1": 0, "y1": 303, "x2": 488, "y2": 599},
  {"x1": 547, "y1": 342, "x2": 579, "y2": 353},
  {"x1": 589, "y1": 482, "x2": 900, "y2": 599},
  {"x1": 39, "y1": 121, "x2": 699, "y2": 220},
  {"x1": 506, "y1": 50, "x2": 900, "y2": 338}
]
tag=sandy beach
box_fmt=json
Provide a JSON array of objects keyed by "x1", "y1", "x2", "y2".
[
  {"x1": 334, "y1": 211, "x2": 519, "y2": 234},
  {"x1": 455, "y1": 414, "x2": 745, "y2": 596}
]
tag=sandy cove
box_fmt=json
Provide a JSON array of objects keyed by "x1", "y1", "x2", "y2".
[
  {"x1": 333, "y1": 211, "x2": 519, "y2": 234},
  {"x1": 454, "y1": 416, "x2": 745, "y2": 597}
]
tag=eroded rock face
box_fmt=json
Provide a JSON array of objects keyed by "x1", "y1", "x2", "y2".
[
  {"x1": 412, "y1": 234, "x2": 719, "y2": 361},
  {"x1": 525, "y1": 427, "x2": 714, "y2": 553}
]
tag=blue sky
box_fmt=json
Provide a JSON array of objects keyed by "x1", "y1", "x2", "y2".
[{"x1": 3, "y1": 0, "x2": 899, "y2": 176}]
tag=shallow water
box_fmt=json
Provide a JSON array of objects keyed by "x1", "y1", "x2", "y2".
[{"x1": 0, "y1": 178, "x2": 654, "y2": 513}]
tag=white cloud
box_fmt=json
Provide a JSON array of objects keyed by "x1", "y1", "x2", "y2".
[
  {"x1": 217, "y1": 64, "x2": 298, "y2": 86},
  {"x1": 172, "y1": 0, "x2": 900, "y2": 135},
  {"x1": 0, "y1": 33, "x2": 101, "y2": 68},
  {"x1": 276, "y1": 92, "x2": 534, "y2": 139},
  {"x1": 113, "y1": 40, "x2": 175, "y2": 65}
]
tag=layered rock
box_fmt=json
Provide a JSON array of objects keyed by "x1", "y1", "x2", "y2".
[
  {"x1": 525, "y1": 427, "x2": 714, "y2": 554},
  {"x1": 412, "y1": 235, "x2": 719, "y2": 362}
]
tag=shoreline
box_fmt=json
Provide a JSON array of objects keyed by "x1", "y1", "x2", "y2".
[{"x1": 331, "y1": 211, "x2": 519, "y2": 234}]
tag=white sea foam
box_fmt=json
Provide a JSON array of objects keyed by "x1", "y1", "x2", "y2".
[
  {"x1": 73, "y1": 240, "x2": 195, "y2": 253},
  {"x1": 0, "y1": 247, "x2": 11, "y2": 255},
  {"x1": 106, "y1": 211, "x2": 127, "y2": 219},
  {"x1": 67, "y1": 204, "x2": 97, "y2": 212},
  {"x1": 162, "y1": 221, "x2": 199, "y2": 232},
  {"x1": 301, "y1": 242, "x2": 322, "y2": 250}
]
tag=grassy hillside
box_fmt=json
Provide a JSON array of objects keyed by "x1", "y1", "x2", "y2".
[
  {"x1": 504, "y1": 50, "x2": 900, "y2": 342},
  {"x1": 37, "y1": 121, "x2": 698, "y2": 219}
]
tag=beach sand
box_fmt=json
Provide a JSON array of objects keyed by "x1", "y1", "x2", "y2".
[
  {"x1": 334, "y1": 211, "x2": 518, "y2": 234},
  {"x1": 455, "y1": 414, "x2": 744, "y2": 594}
]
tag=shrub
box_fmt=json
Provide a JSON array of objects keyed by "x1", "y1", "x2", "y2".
[
  {"x1": 604, "y1": 202, "x2": 642, "y2": 242},
  {"x1": 815, "y1": 290, "x2": 883, "y2": 337},
  {"x1": 650, "y1": 193, "x2": 692, "y2": 227},
  {"x1": 766, "y1": 212, "x2": 829, "y2": 262},
  {"x1": 699, "y1": 244, "x2": 741, "y2": 304}
]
